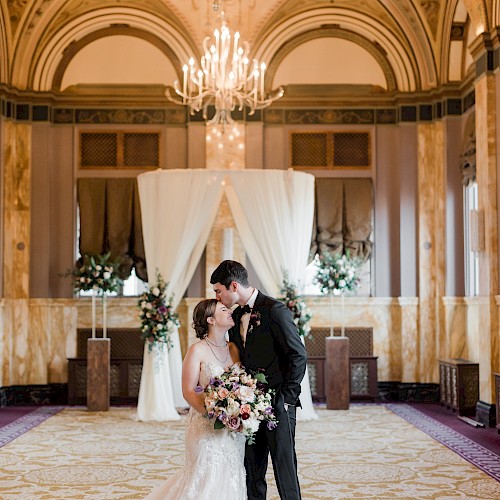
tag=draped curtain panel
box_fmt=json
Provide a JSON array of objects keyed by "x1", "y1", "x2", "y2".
[
  {"x1": 137, "y1": 169, "x2": 226, "y2": 308},
  {"x1": 77, "y1": 178, "x2": 146, "y2": 280},
  {"x1": 312, "y1": 178, "x2": 373, "y2": 261},
  {"x1": 137, "y1": 169, "x2": 315, "y2": 299},
  {"x1": 225, "y1": 169, "x2": 315, "y2": 297}
]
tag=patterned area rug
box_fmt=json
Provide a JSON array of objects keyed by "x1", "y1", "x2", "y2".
[{"x1": 0, "y1": 405, "x2": 499, "y2": 499}]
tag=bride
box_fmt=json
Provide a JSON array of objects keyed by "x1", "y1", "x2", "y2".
[{"x1": 144, "y1": 299, "x2": 246, "y2": 499}]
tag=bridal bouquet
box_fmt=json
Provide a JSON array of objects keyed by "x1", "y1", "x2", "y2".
[
  {"x1": 202, "y1": 363, "x2": 278, "y2": 444},
  {"x1": 138, "y1": 271, "x2": 179, "y2": 352}
]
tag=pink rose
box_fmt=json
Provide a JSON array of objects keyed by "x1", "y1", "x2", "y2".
[
  {"x1": 240, "y1": 403, "x2": 251, "y2": 415},
  {"x1": 218, "y1": 387, "x2": 229, "y2": 399}
]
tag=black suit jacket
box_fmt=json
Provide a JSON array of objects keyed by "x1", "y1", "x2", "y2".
[{"x1": 229, "y1": 291, "x2": 307, "y2": 406}]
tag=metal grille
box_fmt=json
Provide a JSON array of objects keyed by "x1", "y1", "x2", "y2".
[
  {"x1": 307, "y1": 362, "x2": 317, "y2": 395},
  {"x1": 305, "y1": 327, "x2": 373, "y2": 357},
  {"x1": 110, "y1": 364, "x2": 121, "y2": 397},
  {"x1": 77, "y1": 329, "x2": 144, "y2": 357},
  {"x1": 333, "y1": 132, "x2": 370, "y2": 166},
  {"x1": 290, "y1": 131, "x2": 371, "y2": 169},
  {"x1": 124, "y1": 133, "x2": 160, "y2": 167},
  {"x1": 81, "y1": 133, "x2": 118, "y2": 167},
  {"x1": 128, "y1": 363, "x2": 143, "y2": 397},
  {"x1": 79, "y1": 131, "x2": 160, "y2": 168},
  {"x1": 291, "y1": 133, "x2": 327, "y2": 167},
  {"x1": 351, "y1": 361, "x2": 370, "y2": 395}
]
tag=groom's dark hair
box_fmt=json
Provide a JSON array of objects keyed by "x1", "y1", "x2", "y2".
[{"x1": 210, "y1": 260, "x2": 250, "y2": 289}]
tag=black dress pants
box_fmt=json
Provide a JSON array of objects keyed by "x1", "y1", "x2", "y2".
[{"x1": 245, "y1": 396, "x2": 301, "y2": 500}]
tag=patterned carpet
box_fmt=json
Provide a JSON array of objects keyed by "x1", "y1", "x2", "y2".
[{"x1": 0, "y1": 405, "x2": 499, "y2": 499}]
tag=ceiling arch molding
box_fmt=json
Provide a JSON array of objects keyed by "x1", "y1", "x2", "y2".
[
  {"x1": 253, "y1": 7, "x2": 425, "y2": 92},
  {"x1": 266, "y1": 27, "x2": 398, "y2": 91},
  {"x1": 379, "y1": 0, "x2": 437, "y2": 88},
  {"x1": 25, "y1": 8, "x2": 196, "y2": 91},
  {"x1": 51, "y1": 26, "x2": 182, "y2": 92}
]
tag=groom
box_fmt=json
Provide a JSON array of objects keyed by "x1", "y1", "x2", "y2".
[{"x1": 211, "y1": 260, "x2": 307, "y2": 500}]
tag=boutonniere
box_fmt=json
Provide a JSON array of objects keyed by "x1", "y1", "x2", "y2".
[{"x1": 248, "y1": 311, "x2": 261, "y2": 334}]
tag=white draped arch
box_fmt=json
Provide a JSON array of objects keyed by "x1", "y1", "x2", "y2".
[{"x1": 136, "y1": 168, "x2": 317, "y2": 421}]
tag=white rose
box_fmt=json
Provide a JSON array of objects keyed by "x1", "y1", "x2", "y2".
[
  {"x1": 80, "y1": 277, "x2": 85, "y2": 283},
  {"x1": 242, "y1": 417, "x2": 260, "y2": 434},
  {"x1": 96, "y1": 265, "x2": 102, "y2": 271},
  {"x1": 152, "y1": 287, "x2": 160, "y2": 296},
  {"x1": 235, "y1": 385, "x2": 255, "y2": 403},
  {"x1": 103, "y1": 271, "x2": 111, "y2": 279},
  {"x1": 339, "y1": 279, "x2": 346, "y2": 288}
]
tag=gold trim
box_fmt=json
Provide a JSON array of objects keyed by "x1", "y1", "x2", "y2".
[{"x1": 266, "y1": 27, "x2": 397, "y2": 92}]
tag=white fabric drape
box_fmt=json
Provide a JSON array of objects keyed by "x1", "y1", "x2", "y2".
[
  {"x1": 136, "y1": 170, "x2": 225, "y2": 421},
  {"x1": 134, "y1": 343, "x2": 180, "y2": 422},
  {"x1": 136, "y1": 169, "x2": 317, "y2": 421},
  {"x1": 138, "y1": 169, "x2": 226, "y2": 308},
  {"x1": 225, "y1": 169, "x2": 318, "y2": 421},
  {"x1": 225, "y1": 169, "x2": 314, "y2": 297}
]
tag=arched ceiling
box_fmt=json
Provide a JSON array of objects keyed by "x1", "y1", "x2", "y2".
[{"x1": 0, "y1": 0, "x2": 496, "y2": 92}]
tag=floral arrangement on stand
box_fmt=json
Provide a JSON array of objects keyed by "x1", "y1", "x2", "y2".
[
  {"x1": 201, "y1": 362, "x2": 278, "y2": 444},
  {"x1": 279, "y1": 274, "x2": 312, "y2": 338},
  {"x1": 65, "y1": 252, "x2": 122, "y2": 339},
  {"x1": 70, "y1": 252, "x2": 122, "y2": 295},
  {"x1": 137, "y1": 271, "x2": 179, "y2": 353},
  {"x1": 313, "y1": 251, "x2": 362, "y2": 336}
]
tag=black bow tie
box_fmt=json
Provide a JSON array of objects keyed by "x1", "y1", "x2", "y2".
[{"x1": 240, "y1": 304, "x2": 251, "y2": 315}]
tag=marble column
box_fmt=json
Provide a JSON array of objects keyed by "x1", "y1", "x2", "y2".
[
  {"x1": 204, "y1": 123, "x2": 246, "y2": 296},
  {"x1": 2, "y1": 122, "x2": 31, "y2": 385},
  {"x1": 417, "y1": 121, "x2": 446, "y2": 383},
  {"x1": 474, "y1": 70, "x2": 499, "y2": 403}
]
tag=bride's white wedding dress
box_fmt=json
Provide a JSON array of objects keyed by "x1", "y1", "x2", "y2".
[{"x1": 144, "y1": 362, "x2": 247, "y2": 500}]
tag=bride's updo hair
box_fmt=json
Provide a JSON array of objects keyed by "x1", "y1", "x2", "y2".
[{"x1": 192, "y1": 299, "x2": 219, "y2": 339}]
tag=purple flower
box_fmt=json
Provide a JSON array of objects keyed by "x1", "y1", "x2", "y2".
[
  {"x1": 158, "y1": 305, "x2": 167, "y2": 315},
  {"x1": 194, "y1": 385, "x2": 204, "y2": 394},
  {"x1": 267, "y1": 420, "x2": 278, "y2": 431},
  {"x1": 264, "y1": 406, "x2": 274, "y2": 415},
  {"x1": 227, "y1": 416, "x2": 242, "y2": 431}
]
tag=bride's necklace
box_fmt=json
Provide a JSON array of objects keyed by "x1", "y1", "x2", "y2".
[
  {"x1": 205, "y1": 338, "x2": 229, "y2": 364},
  {"x1": 205, "y1": 336, "x2": 227, "y2": 348}
]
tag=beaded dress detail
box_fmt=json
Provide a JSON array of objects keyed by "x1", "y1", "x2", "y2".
[{"x1": 144, "y1": 362, "x2": 246, "y2": 499}]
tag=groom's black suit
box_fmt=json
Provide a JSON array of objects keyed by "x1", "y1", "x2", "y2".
[{"x1": 229, "y1": 291, "x2": 307, "y2": 500}]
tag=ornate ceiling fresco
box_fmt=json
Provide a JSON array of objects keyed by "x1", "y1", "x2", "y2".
[{"x1": 0, "y1": 0, "x2": 494, "y2": 91}]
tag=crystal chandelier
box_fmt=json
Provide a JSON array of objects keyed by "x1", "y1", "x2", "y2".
[{"x1": 167, "y1": 17, "x2": 284, "y2": 124}]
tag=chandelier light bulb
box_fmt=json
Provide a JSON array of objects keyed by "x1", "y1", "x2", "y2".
[{"x1": 167, "y1": 18, "x2": 284, "y2": 125}]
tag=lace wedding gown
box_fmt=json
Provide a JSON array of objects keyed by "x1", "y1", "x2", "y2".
[{"x1": 144, "y1": 362, "x2": 247, "y2": 500}]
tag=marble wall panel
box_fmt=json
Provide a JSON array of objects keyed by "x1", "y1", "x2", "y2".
[
  {"x1": 3, "y1": 123, "x2": 30, "y2": 300},
  {"x1": 29, "y1": 299, "x2": 77, "y2": 384},
  {"x1": 399, "y1": 297, "x2": 419, "y2": 383},
  {"x1": 10, "y1": 299, "x2": 30, "y2": 385},
  {"x1": 306, "y1": 296, "x2": 401, "y2": 382},
  {"x1": 1, "y1": 296, "x2": 492, "y2": 389},
  {"x1": 417, "y1": 121, "x2": 445, "y2": 383},
  {"x1": 442, "y1": 297, "x2": 467, "y2": 360}
]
